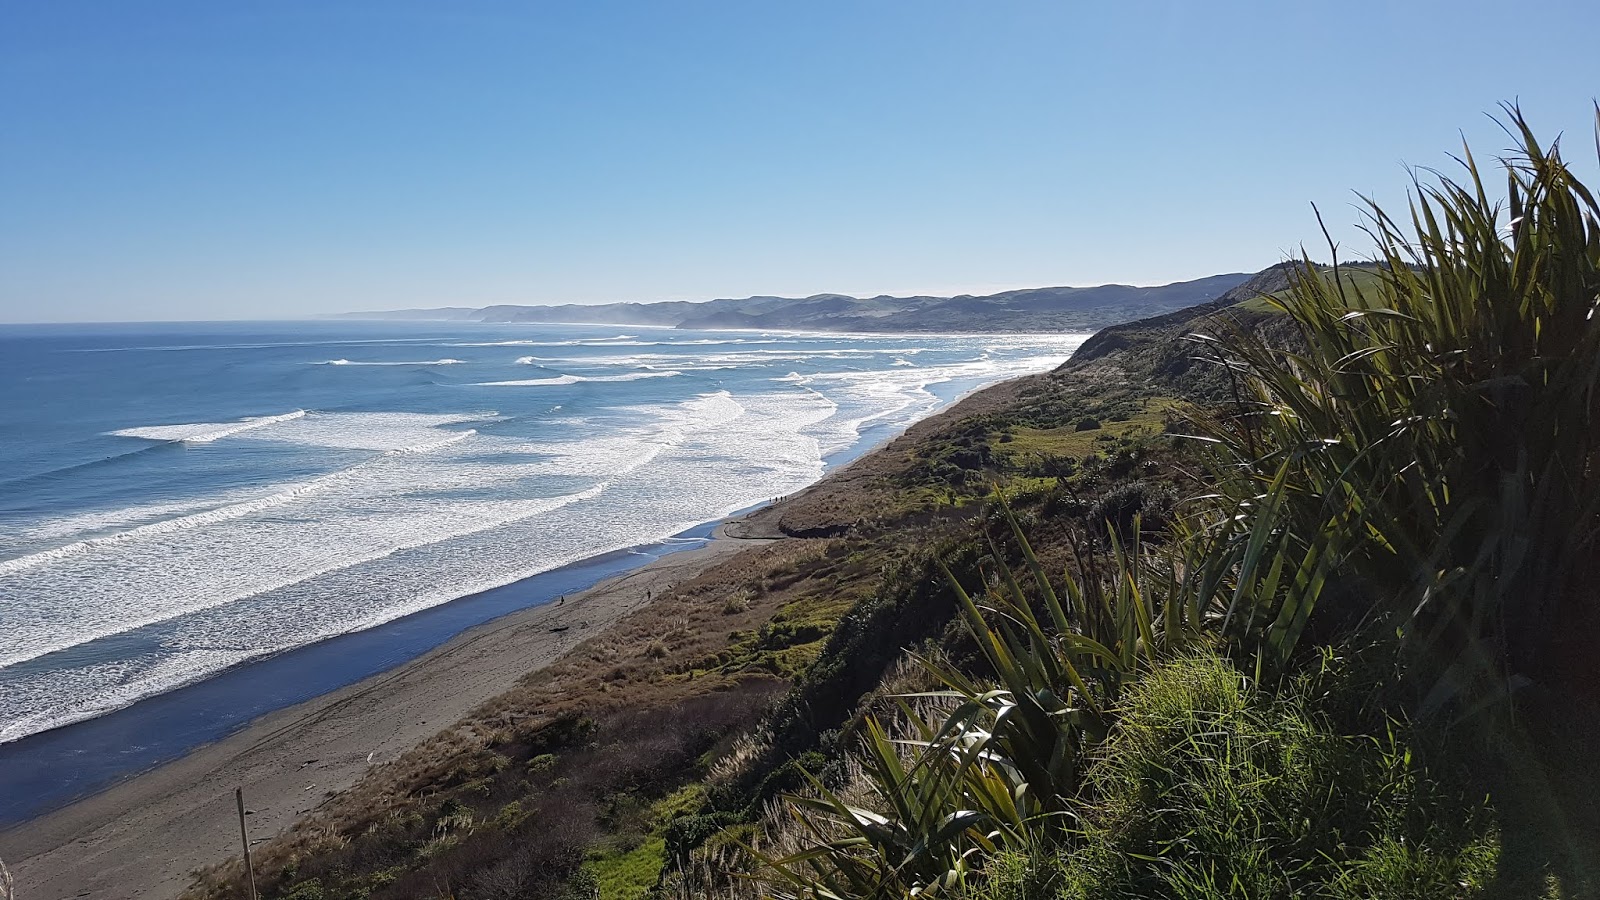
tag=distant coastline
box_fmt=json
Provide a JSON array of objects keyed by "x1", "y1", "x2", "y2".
[{"x1": 335, "y1": 272, "x2": 1252, "y2": 333}]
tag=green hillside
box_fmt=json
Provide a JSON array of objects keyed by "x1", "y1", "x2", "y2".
[{"x1": 192, "y1": 108, "x2": 1600, "y2": 900}]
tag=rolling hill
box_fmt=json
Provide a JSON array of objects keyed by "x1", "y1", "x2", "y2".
[{"x1": 341, "y1": 272, "x2": 1255, "y2": 333}]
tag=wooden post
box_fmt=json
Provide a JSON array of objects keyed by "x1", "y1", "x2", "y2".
[{"x1": 236, "y1": 787, "x2": 259, "y2": 900}]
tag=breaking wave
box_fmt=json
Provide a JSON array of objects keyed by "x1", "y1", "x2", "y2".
[
  {"x1": 321, "y1": 358, "x2": 465, "y2": 366},
  {"x1": 0, "y1": 429, "x2": 477, "y2": 584},
  {"x1": 476, "y1": 371, "x2": 683, "y2": 386},
  {"x1": 109, "y1": 409, "x2": 307, "y2": 444}
]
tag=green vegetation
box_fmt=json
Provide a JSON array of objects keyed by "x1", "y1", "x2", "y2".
[
  {"x1": 699, "y1": 106, "x2": 1600, "y2": 899},
  {"x1": 188, "y1": 107, "x2": 1600, "y2": 900},
  {"x1": 1232, "y1": 263, "x2": 1390, "y2": 314},
  {"x1": 970, "y1": 652, "x2": 1500, "y2": 899},
  {"x1": 1198, "y1": 114, "x2": 1600, "y2": 705},
  {"x1": 588, "y1": 837, "x2": 668, "y2": 900}
]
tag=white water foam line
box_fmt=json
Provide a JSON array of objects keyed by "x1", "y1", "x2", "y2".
[
  {"x1": 448, "y1": 334, "x2": 638, "y2": 347},
  {"x1": 0, "y1": 396, "x2": 730, "y2": 675},
  {"x1": 109, "y1": 409, "x2": 307, "y2": 444},
  {"x1": 20, "y1": 494, "x2": 268, "y2": 543},
  {"x1": 0, "y1": 429, "x2": 477, "y2": 583},
  {"x1": 248, "y1": 411, "x2": 500, "y2": 453},
  {"x1": 450, "y1": 336, "x2": 794, "y2": 349},
  {"x1": 0, "y1": 436, "x2": 629, "y2": 672},
  {"x1": 0, "y1": 478, "x2": 618, "y2": 742},
  {"x1": 321, "y1": 358, "x2": 465, "y2": 366},
  {"x1": 475, "y1": 371, "x2": 682, "y2": 386}
]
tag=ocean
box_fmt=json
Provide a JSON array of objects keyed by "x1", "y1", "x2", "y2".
[{"x1": 0, "y1": 319, "x2": 1086, "y2": 817}]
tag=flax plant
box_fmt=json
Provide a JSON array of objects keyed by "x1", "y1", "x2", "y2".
[
  {"x1": 1194, "y1": 105, "x2": 1600, "y2": 711},
  {"x1": 757, "y1": 497, "x2": 1209, "y2": 899}
]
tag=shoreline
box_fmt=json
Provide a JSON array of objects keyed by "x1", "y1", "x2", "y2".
[
  {"x1": 0, "y1": 418, "x2": 916, "y2": 830},
  {"x1": 0, "y1": 381, "x2": 987, "y2": 828},
  {"x1": 0, "y1": 523, "x2": 768, "y2": 900},
  {"x1": 0, "y1": 519, "x2": 725, "y2": 827},
  {"x1": 0, "y1": 357, "x2": 1077, "y2": 899}
]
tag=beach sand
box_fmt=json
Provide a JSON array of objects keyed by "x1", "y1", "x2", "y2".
[{"x1": 0, "y1": 529, "x2": 764, "y2": 900}]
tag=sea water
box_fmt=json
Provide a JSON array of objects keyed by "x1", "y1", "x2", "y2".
[{"x1": 0, "y1": 320, "x2": 1087, "y2": 749}]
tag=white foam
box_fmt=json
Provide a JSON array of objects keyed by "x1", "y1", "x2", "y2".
[
  {"x1": 476, "y1": 371, "x2": 682, "y2": 386},
  {"x1": 451, "y1": 340, "x2": 544, "y2": 347},
  {"x1": 0, "y1": 477, "x2": 617, "y2": 740},
  {"x1": 248, "y1": 411, "x2": 498, "y2": 452},
  {"x1": 21, "y1": 495, "x2": 263, "y2": 543},
  {"x1": 320, "y1": 358, "x2": 464, "y2": 366},
  {"x1": 0, "y1": 428, "x2": 478, "y2": 584},
  {"x1": 478, "y1": 374, "x2": 582, "y2": 386},
  {"x1": 109, "y1": 409, "x2": 306, "y2": 444},
  {"x1": 450, "y1": 334, "x2": 644, "y2": 348},
  {"x1": 0, "y1": 398, "x2": 721, "y2": 688},
  {"x1": 0, "y1": 441, "x2": 647, "y2": 671}
]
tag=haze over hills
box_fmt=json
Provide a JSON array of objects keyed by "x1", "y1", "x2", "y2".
[{"x1": 340, "y1": 273, "x2": 1254, "y2": 333}]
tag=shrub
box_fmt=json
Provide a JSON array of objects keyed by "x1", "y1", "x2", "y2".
[
  {"x1": 1084, "y1": 480, "x2": 1176, "y2": 541},
  {"x1": 278, "y1": 880, "x2": 325, "y2": 900},
  {"x1": 1020, "y1": 653, "x2": 1499, "y2": 899}
]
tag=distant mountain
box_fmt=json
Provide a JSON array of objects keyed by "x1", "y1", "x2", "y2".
[{"x1": 338, "y1": 273, "x2": 1256, "y2": 333}]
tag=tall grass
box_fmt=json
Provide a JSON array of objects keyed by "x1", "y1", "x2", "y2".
[{"x1": 968, "y1": 653, "x2": 1499, "y2": 900}]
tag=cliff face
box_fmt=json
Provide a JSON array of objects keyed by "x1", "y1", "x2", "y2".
[{"x1": 342, "y1": 272, "x2": 1255, "y2": 333}]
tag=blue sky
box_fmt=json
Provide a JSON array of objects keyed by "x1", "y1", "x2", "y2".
[{"x1": 2, "y1": 2, "x2": 1596, "y2": 322}]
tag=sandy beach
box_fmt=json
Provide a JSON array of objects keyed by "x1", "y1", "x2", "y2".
[{"x1": 0, "y1": 528, "x2": 764, "y2": 900}]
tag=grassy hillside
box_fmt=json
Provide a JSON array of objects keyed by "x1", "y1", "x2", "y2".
[
  {"x1": 723, "y1": 108, "x2": 1600, "y2": 900},
  {"x1": 192, "y1": 108, "x2": 1600, "y2": 900}
]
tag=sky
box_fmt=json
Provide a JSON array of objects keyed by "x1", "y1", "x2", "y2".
[{"x1": 1, "y1": 2, "x2": 1597, "y2": 323}]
